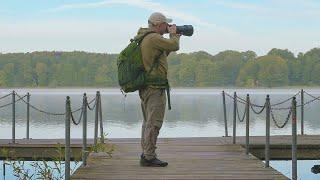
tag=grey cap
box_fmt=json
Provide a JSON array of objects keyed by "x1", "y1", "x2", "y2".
[{"x1": 148, "y1": 12, "x2": 172, "y2": 25}]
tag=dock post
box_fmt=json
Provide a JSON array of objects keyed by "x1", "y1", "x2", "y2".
[
  {"x1": 98, "y1": 92, "x2": 104, "y2": 144},
  {"x1": 82, "y1": 93, "x2": 88, "y2": 166},
  {"x1": 26, "y1": 92, "x2": 30, "y2": 139},
  {"x1": 12, "y1": 91, "x2": 15, "y2": 144},
  {"x1": 3, "y1": 161, "x2": 5, "y2": 176},
  {"x1": 94, "y1": 91, "x2": 99, "y2": 150},
  {"x1": 65, "y1": 96, "x2": 71, "y2": 180},
  {"x1": 233, "y1": 92, "x2": 237, "y2": 144},
  {"x1": 222, "y1": 91, "x2": 228, "y2": 137},
  {"x1": 245, "y1": 94, "x2": 250, "y2": 155},
  {"x1": 265, "y1": 95, "x2": 270, "y2": 168},
  {"x1": 292, "y1": 97, "x2": 297, "y2": 180},
  {"x1": 300, "y1": 89, "x2": 304, "y2": 135}
]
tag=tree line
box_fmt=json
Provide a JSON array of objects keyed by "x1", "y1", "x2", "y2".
[{"x1": 0, "y1": 48, "x2": 319, "y2": 88}]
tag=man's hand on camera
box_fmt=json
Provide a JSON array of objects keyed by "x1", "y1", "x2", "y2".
[
  {"x1": 168, "y1": 24, "x2": 181, "y2": 36},
  {"x1": 167, "y1": 24, "x2": 177, "y2": 34}
]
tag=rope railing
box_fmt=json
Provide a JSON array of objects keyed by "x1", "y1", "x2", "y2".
[
  {"x1": 270, "y1": 107, "x2": 292, "y2": 128},
  {"x1": 224, "y1": 91, "x2": 301, "y2": 109},
  {"x1": 14, "y1": 91, "x2": 96, "y2": 116},
  {"x1": 223, "y1": 90, "x2": 320, "y2": 141},
  {"x1": 0, "y1": 92, "x2": 27, "y2": 109},
  {"x1": 70, "y1": 107, "x2": 84, "y2": 125},
  {"x1": 0, "y1": 92, "x2": 13, "y2": 101},
  {"x1": 222, "y1": 90, "x2": 317, "y2": 180},
  {"x1": 226, "y1": 90, "x2": 320, "y2": 110},
  {"x1": 224, "y1": 91, "x2": 314, "y2": 135},
  {"x1": 70, "y1": 96, "x2": 97, "y2": 125},
  {"x1": 87, "y1": 97, "x2": 97, "y2": 111},
  {"x1": 250, "y1": 102, "x2": 266, "y2": 114},
  {"x1": 304, "y1": 90, "x2": 320, "y2": 100},
  {"x1": 64, "y1": 91, "x2": 104, "y2": 180},
  {"x1": 15, "y1": 92, "x2": 66, "y2": 116},
  {"x1": 1, "y1": 90, "x2": 104, "y2": 179},
  {"x1": 236, "y1": 99, "x2": 246, "y2": 122},
  {"x1": 270, "y1": 90, "x2": 300, "y2": 107}
]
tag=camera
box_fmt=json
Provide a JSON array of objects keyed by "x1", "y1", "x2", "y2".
[{"x1": 167, "y1": 25, "x2": 194, "y2": 36}]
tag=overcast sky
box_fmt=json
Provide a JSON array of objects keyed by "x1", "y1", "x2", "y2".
[{"x1": 1, "y1": 0, "x2": 319, "y2": 55}]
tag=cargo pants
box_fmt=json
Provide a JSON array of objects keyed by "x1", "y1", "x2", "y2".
[{"x1": 139, "y1": 87, "x2": 166, "y2": 160}]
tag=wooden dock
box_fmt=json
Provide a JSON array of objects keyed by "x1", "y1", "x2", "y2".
[
  {"x1": 1, "y1": 135, "x2": 320, "y2": 179},
  {"x1": 71, "y1": 135, "x2": 320, "y2": 180}
]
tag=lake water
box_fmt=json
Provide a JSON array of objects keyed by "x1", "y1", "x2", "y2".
[
  {"x1": 269, "y1": 160, "x2": 320, "y2": 180},
  {"x1": 0, "y1": 88, "x2": 319, "y2": 179},
  {"x1": 0, "y1": 160, "x2": 81, "y2": 180}
]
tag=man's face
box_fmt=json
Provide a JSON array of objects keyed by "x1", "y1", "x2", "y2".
[{"x1": 158, "y1": 22, "x2": 168, "y2": 35}]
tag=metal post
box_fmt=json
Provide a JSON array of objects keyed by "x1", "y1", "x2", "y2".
[
  {"x1": 94, "y1": 91, "x2": 99, "y2": 149},
  {"x1": 245, "y1": 94, "x2": 250, "y2": 155},
  {"x1": 26, "y1": 93, "x2": 30, "y2": 139},
  {"x1": 98, "y1": 92, "x2": 104, "y2": 144},
  {"x1": 292, "y1": 97, "x2": 297, "y2": 180},
  {"x1": 222, "y1": 91, "x2": 228, "y2": 137},
  {"x1": 3, "y1": 160, "x2": 5, "y2": 177},
  {"x1": 265, "y1": 95, "x2": 270, "y2": 168},
  {"x1": 82, "y1": 93, "x2": 88, "y2": 166},
  {"x1": 12, "y1": 91, "x2": 15, "y2": 144},
  {"x1": 65, "y1": 96, "x2": 71, "y2": 180},
  {"x1": 301, "y1": 89, "x2": 304, "y2": 135},
  {"x1": 233, "y1": 92, "x2": 237, "y2": 144}
]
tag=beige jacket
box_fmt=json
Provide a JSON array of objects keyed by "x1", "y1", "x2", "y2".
[{"x1": 134, "y1": 28, "x2": 180, "y2": 80}]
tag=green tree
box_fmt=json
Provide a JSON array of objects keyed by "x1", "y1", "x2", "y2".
[
  {"x1": 35, "y1": 62, "x2": 48, "y2": 86},
  {"x1": 267, "y1": 48, "x2": 301, "y2": 85},
  {"x1": 256, "y1": 56, "x2": 289, "y2": 87}
]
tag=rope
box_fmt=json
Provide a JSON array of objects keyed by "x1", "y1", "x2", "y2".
[
  {"x1": 304, "y1": 91, "x2": 320, "y2": 101},
  {"x1": 225, "y1": 91, "x2": 300, "y2": 108},
  {"x1": 87, "y1": 98, "x2": 97, "y2": 110},
  {"x1": 15, "y1": 92, "x2": 66, "y2": 116},
  {"x1": 70, "y1": 107, "x2": 83, "y2": 125},
  {"x1": 236, "y1": 100, "x2": 246, "y2": 122},
  {"x1": 236, "y1": 95, "x2": 247, "y2": 104},
  {"x1": 297, "y1": 98, "x2": 318, "y2": 108},
  {"x1": 0, "y1": 102, "x2": 13, "y2": 109},
  {"x1": 250, "y1": 102, "x2": 266, "y2": 114},
  {"x1": 0, "y1": 92, "x2": 13, "y2": 101},
  {"x1": 15, "y1": 94, "x2": 27, "y2": 102},
  {"x1": 271, "y1": 106, "x2": 292, "y2": 110},
  {"x1": 0, "y1": 94, "x2": 27, "y2": 109},
  {"x1": 14, "y1": 92, "x2": 93, "y2": 116},
  {"x1": 271, "y1": 96, "x2": 318, "y2": 110},
  {"x1": 225, "y1": 92, "x2": 246, "y2": 104},
  {"x1": 270, "y1": 91, "x2": 300, "y2": 107},
  {"x1": 270, "y1": 107, "x2": 292, "y2": 128}
]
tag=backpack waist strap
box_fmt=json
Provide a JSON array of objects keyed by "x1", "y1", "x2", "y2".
[{"x1": 145, "y1": 76, "x2": 171, "y2": 110}]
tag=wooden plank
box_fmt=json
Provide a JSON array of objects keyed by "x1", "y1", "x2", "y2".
[
  {"x1": 0, "y1": 135, "x2": 319, "y2": 159},
  {"x1": 71, "y1": 138, "x2": 290, "y2": 180}
]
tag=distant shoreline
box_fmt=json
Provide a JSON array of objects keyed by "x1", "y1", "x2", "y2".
[{"x1": 1, "y1": 86, "x2": 320, "y2": 90}]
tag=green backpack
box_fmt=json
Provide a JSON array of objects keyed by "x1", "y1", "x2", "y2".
[
  {"x1": 117, "y1": 32, "x2": 157, "y2": 93},
  {"x1": 117, "y1": 32, "x2": 172, "y2": 110}
]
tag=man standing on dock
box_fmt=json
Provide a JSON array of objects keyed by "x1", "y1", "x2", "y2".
[{"x1": 136, "y1": 12, "x2": 180, "y2": 167}]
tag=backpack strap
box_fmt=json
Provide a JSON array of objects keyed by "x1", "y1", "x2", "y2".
[
  {"x1": 134, "y1": 31, "x2": 155, "y2": 45},
  {"x1": 134, "y1": 31, "x2": 162, "y2": 75},
  {"x1": 147, "y1": 51, "x2": 162, "y2": 74}
]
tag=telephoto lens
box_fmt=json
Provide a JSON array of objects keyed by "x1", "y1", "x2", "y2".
[{"x1": 176, "y1": 25, "x2": 194, "y2": 36}]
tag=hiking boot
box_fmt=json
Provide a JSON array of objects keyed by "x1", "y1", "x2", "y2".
[{"x1": 140, "y1": 154, "x2": 168, "y2": 167}]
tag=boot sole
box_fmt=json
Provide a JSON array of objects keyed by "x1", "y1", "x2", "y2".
[{"x1": 140, "y1": 160, "x2": 168, "y2": 167}]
